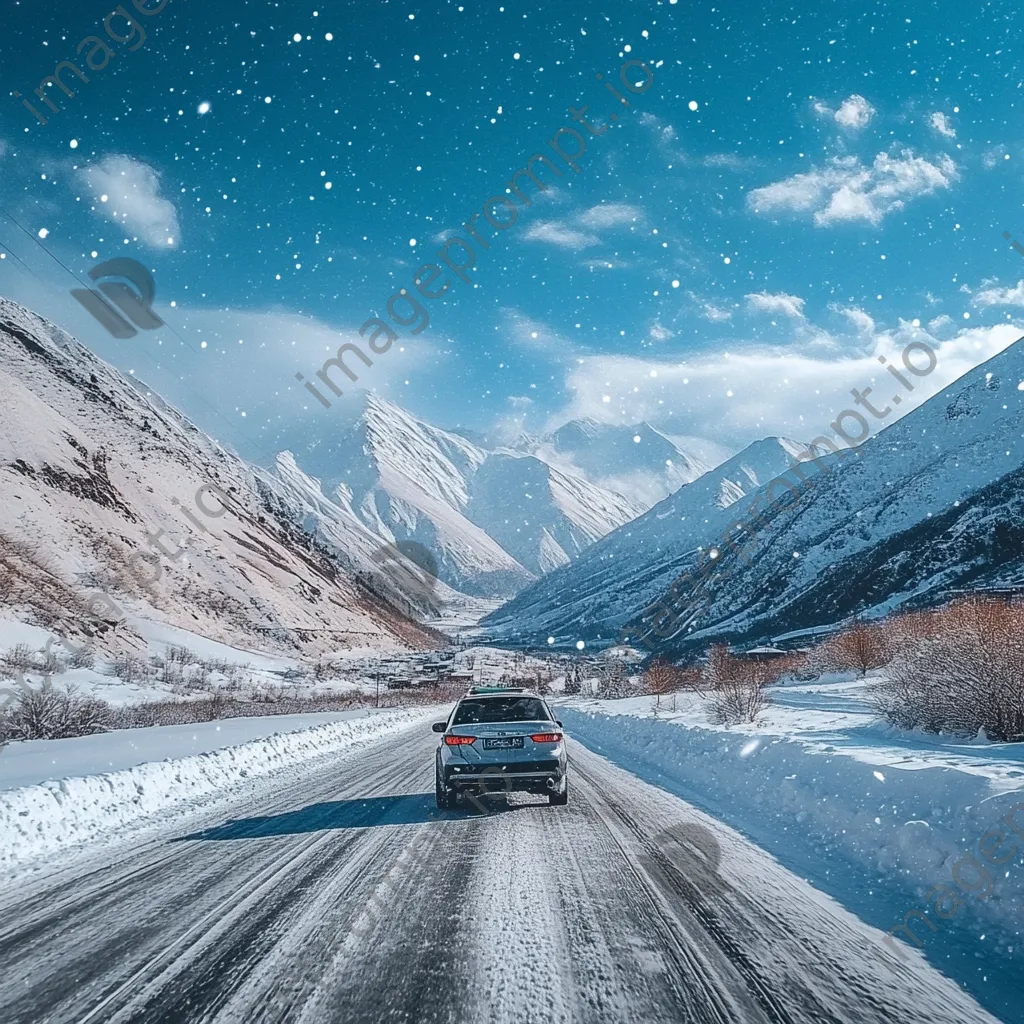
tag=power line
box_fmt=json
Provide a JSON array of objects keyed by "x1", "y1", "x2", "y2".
[{"x1": 0, "y1": 205, "x2": 253, "y2": 445}]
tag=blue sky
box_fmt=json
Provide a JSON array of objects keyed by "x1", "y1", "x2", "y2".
[{"x1": 1, "y1": 0, "x2": 1023, "y2": 468}]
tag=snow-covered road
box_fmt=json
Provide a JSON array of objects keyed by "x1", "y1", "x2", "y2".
[{"x1": 0, "y1": 724, "x2": 1001, "y2": 1024}]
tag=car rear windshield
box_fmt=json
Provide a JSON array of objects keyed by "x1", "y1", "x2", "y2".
[{"x1": 452, "y1": 697, "x2": 550, "y2": 725}]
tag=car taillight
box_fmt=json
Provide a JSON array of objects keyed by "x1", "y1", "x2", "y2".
[
  {"x1": 530, "y1": 733, "x2": 562, "y2": 743},
  {"x1": 444, "y1": 735, "x2": 476, "y2": 745}
]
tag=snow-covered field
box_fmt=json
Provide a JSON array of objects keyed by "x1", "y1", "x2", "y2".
[
  {"x1": 556, "y1": 674, "x2": 1024, "y2": 1004},
  {"x1": 0, "y1": 710, "x2": 392, "y2": 791},
  {"x1": 0, "y1": 707, "x2": 435, "y2": 871}
]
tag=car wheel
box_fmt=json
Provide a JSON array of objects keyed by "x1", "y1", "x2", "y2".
[
  {"x1": 549, "y1": 780, "x2": 568, "y2": 806},
  {"x1": 435, "y1": 768, "x2": 457, "y2": 810}
]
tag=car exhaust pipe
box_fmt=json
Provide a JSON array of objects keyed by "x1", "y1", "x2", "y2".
[{"x1": 545, "y1": 777, "x2": 557, "y2": 790}]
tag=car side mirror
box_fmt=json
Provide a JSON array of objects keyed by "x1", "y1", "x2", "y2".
[
  {"x1": 556, "y1": 720, "x2": 563, "y2": 728},
  {"x1": 431, "y1": 722, "x2": 447, "y2": 733}
]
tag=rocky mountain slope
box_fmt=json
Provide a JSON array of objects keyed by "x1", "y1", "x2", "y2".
[
  {"x1": 480, "y1": 435, "x2": 818, "y2": 643},
  {"x1": 481, "y1": 330, "x2": 1024, "y2": 652},
  {"x1": 310, "y1": 395, "x2": 725, "y2": 598},
  {"x1": 0, "y1": 298, "x2": 443, "y2": 657}
]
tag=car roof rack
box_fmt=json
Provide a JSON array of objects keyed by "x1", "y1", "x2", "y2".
[{"x1": 465, "y1": 686, "x2": 528, "y2": 695}]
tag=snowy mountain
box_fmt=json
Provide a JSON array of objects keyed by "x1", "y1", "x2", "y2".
[
  {"x1": 317, "y1": 394, "x2": 652, "y2": 597},
  {"x1": 481, "y1": 435, "x2": 819, "y2": 643},
  {"x1": 0, "y1": 298, "x2": 443, "y2": 656},
  {"x1": 482, "y1": 332, "x2": 1024, "y2": 651},
  {"x1": 531, "y1": 418, "x2": 729, "y2": 507}
]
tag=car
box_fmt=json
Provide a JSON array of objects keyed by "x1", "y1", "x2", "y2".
[{"x1": 432, "y1": 690, "x2": 568, "y2": 809}]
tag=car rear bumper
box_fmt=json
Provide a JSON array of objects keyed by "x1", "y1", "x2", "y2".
[{"x1": 443, "y1": 759, "x2": 565, "y2": 793}]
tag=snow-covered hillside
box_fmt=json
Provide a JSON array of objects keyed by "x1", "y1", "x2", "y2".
[
  {"x1": 532, "y1": 417, "x2": 730, "y2": 508},
  {"x1": 0, "y1": 299, "x2": 441, "y2": 657},
  {"x1": 665, "y1": 332, "x2": 1024, "y2": 649},
  {"x1": 481, "y1": 435, "x2": 824, "y2": 643},
  {"x1": 482, "y1": 331, "x2": 1024, "y2": 650},
  {"x1": 311, "y1": 394, "x2": 654, "y2": 597}
]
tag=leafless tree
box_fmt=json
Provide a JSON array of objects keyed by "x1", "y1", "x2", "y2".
[
  {"x1": 643, "y1": 659, "x2": 685, "y2": 707},
  {"x1": 703, "y1": 645, "x2": 770, "y2": 724},
  {"x1": 809, "y1": 621, "x2": 891, "y2": 677},
  {"x1": 871, "y1": 597, "x2": 1024, "y2": 741},
  {"x1": 563, "y1": 660, "x2": 582, "y2": 696}
]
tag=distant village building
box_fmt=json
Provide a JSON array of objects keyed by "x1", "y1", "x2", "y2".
[{"x1": 738, "y1": 645, "x2": 788, "y2": 661}]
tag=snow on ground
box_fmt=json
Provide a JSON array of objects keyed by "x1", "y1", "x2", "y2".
[
  {"x1": 0, "y1": 707, "x2": 435, "y2": 870},
  {"x1": 0, "y1": 710, "x2": 388, "y2": 791},
  {"x1": 131, "y1": 617, "x2": 302, "y2": 673},
  {"x1": 0, "y1": 616, "x2": 56, "y2": 652},
  {"x1": 0, "y1": 615, "x2": 410, "y2": 705},
  {"x1": 556, "y1": 675, "x2": 1024, "y2": 1001}
]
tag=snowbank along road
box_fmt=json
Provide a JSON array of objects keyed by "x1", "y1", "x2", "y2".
[{"x1": 0, "y1": 721, "x2": 1001, "y2": 1024}]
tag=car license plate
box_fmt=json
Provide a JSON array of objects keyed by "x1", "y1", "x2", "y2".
[{"x1": 483, "y1": 737, "x2": 523, "y2": 749}]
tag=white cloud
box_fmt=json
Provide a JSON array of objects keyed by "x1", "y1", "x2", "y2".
[
  {"x1": 814, "y1": 94, "x2": 876, "y2": 129},
  {"x1": 501, "y1": 309, "x2": 577, "y2": 356},
  {"x1": 638, "y1": 111, "x2": 757, "y2": 170},
  {"x1": 523, "y1": 220, "x2": 600, "y2": 248},
  {"x1": 973, "y1": 280, "x2": 1024, "y2": 307},
  {"x1": 552, "y1": 323, "x2": 1022, "y2": 447},
  {"x1": 834, "y1": 94, "x2": 876, "y2": 129},
  {"x1": 702, "y1": 303, "x2": 733, "y2": 323},
  {"x1": 745, "y1": 291, "x2": 806, "y2": 318},
  {"x1": 835, "y1": 306, "x2": 876, "y2": 334},
  {"x1": 928, "y1": 314, "x2": 955, "y2": 334},
  {"x1": 748, "y1": 150, "x2": 958, "y2": 227},
  {"x1": 649, "y1": 319, "x2": 674, "y2": 341},
  {"x1": 79, "y1": 155, "x2": 180, "y2": 248},
  {"x1": 929, "y1": 111, "x2": 956, "y2": 138},
  {"x1": 578, "y1": 203, "x2": 643, "y2": 229},
  {"x1": 983, "y1": 146, "x2": 1009, "y2": 169}
]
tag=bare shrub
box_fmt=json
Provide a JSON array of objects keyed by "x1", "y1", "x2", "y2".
[
  {"x1": 808, "y1": 621, "x2": 891, "y2": 677},
  {"x1": 642, "y1": 658, "x2": 677, "y2": 696},
  {"x1": 871, "y1": 597, "x2": 1024, "y2": 741},
  {"x1": 763, "y1": 651, "x2": 810, "y2": 683},
  {"x1": 109, "y1": 653, "x2": 151, "y2": 684},
  {"x1": 0, "y1": 643, "x2": 70, "y2": 678},
  {"x1": 39, "y1": 647, "x2": 67, "y2": 675},
  {"x1": 3, "y1": 682, "x2": 110, "y2": 740},
  {"x1": 65, "y1": 646, "x2": 96, "y2": 670},
  {"x1": 194, "y1": 690, "x2": 232, "y2": 722},
  {"x1": 1, "y1": 644, "x2": 37, "y2": 676},
  {"x1": 642, "y1": 658, "x2": 692, "y2": 704},
  {"x1": 161, "y1": 660, "x2": 185, "y2": 688},
  {"x1": 251, "y1": 683, "x2": 284, "y2": 703},
  {"x1": 703, "y1": 645, "x2": 770, "y2": 725},
  {"x1": 165, "y1": 645, "x2": 199, "y2": 665}
]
